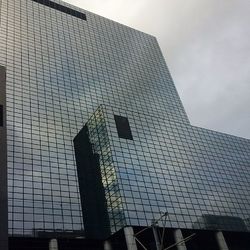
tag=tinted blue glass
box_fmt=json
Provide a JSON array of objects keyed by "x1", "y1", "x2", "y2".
[{"x1": 0, "y1": 0, "x2": 249, "y2": 237}]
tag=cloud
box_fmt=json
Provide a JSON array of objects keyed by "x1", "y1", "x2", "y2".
[{"x1": 63, "y1": 0, "x2": 250, "y2": 138}]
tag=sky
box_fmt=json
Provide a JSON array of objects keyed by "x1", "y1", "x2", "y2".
[{"x1": 64, "y1": 0, "x2": 250, "y2": 139}]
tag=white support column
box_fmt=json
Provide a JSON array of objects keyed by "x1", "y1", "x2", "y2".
[
  {"x1": 124, "y1": 227, "x2": 138, "y2": 250},
  {"x1": 104, "y1": 240, "x2": 112, "y2": 250},
  {"x1": 215, "y1": 231, "x2": 229, "y2": 250},
  {"x1": 49, "y1": 239, "x2": 59, "y2": 250},
  {"x1": 174, "y1": 229, "x2": 187, "y2": 250}
]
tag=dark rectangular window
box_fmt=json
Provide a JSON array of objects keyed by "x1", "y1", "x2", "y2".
[
  {"x1": 0, "y1": 105, "x2": 3, "y2": 127},
  {"x1": 114, "y1": 115, "x2": 133, "y2": 140},
  {"x1": 31, "y1": 0, "x2": 87, "y2": 21}
]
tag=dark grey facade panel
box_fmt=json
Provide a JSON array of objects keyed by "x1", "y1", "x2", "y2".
[
  {"x1": 0, "y1": 66, "x2": 8, "y2": 250},
  {"x1": 31, "y1": 0, "x2": 87, "y2": 20},
  {"x1": 0, "y1": 105, "x2": 3, "y2": 127},
  {"x1": 114, "y1": 115, "x2": 133, "y2": 140}
]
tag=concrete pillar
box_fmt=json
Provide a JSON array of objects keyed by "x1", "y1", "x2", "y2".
[
  {"x1": 49, "y1": 239, "x2": 58, "y2": 250},
  {"x1": 215, "y1": 231, "x2": 229, "y2": 250},
  {"x1": 152, "y1": 226, "x2": 161, "y2": 250},
  {"x1": 174, "y1": 229, "x2": 187, "y2": 250},
  {"x1": 124, "y1": 227, "x2": 137, "y2": 250},
  {"x1": 104, "y1": 240, "x2": 112, "y2": 250}
]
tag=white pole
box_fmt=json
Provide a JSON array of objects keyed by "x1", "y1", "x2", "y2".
[
  {"x1": 215, "y1": 231, "x2": 229, "y2": 250},
  {"x1": 49, "y1": 239, "x2": 58, "y2": 250},
  {"x1": 124, "y1": 227, "x2": 138, "y2": 250}
]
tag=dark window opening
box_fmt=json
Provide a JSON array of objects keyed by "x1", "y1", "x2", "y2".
[
  {"x1": 31, "y1": 0, "x2": 87, "y2": 21},
  {"x1": 114, "y1": 115, "x2": 133, "y2": 140},
  {"x1": 0, "y1": 105, "x2": 3, "y2": 127}
]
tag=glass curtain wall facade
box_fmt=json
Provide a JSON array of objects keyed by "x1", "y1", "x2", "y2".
[
  {"x1": 0, "y1": 0, "x2": 249, "y2": 238},
  {"x1": 75, "y1": 105, "x2": 250, "y2": 238}
]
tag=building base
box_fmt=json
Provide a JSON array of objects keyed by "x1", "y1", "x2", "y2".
[{"x1": 8, "y1": 228, "x2": 250, "y2": 250}]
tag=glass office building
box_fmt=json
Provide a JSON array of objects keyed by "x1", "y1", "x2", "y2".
[{"x1": 0, "y1": 0, "x2": 250, "y2": 242}]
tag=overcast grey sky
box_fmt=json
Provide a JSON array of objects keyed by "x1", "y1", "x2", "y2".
[{"x1": 64, "y1": 0, "x2": 250, "y2": 139}]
